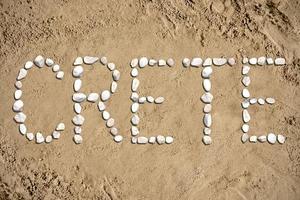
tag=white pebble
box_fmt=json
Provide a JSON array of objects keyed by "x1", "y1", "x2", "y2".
[
  {"x1": 56, "y1": 123, "x2": 65, "y2": 131},
  {"x1": 131, "y1": 58, "x2": 138, "y2": 68},
  {"x1": 203, "y1": 114, "x2": 212, "y2": 127},
  {"x1": 266, "y1": 97, "x2": 275, "y2": 104},
  {"x1": 277, "y1": 134, "x2": 285, "y2": 144},
  {"x1": 203, "y1": 79, "x2": 211, "y2": 92},
  {"x1": 131, "y1": 68, "x2": 138, "y2": 77},
  {"x1": 73, "y1": 66, "x2": 83, "y2": 77},
  {"x1": 101, "y1": 90, "x2": 111, "y2": 101},
  {"x1": 13, "y1": 100, "x2": 24, "y2": 112},
  {"x1": 107, "y1": 63, "x2": 116, "y2": 71},
  {"x1": 52, "y1": 64, "x2": 60, "y2": 72},
  {"x1": 100, "y1": 57, "x2": 108, "y2": 65},
  {"x1": 203, "y1": 104, "x2": 212, "y2": 113},
  {"x1": 242, "y1": 76, "x2": 251, "y2": 87},
  {"x1": 14, "y1": 90, "x2": 22, "y2": 100},
  {"x1": 266, "y1": 58, "x2": 274, "y2": 65},
  {"x1": 17, "y1": 68, "x2": 27, "y2": 80},
  {"x1": 56, "y1": 71, "x2": 64, "y2": 79},
  {"x1": 87, "y1": 93, "x2": 99, "y2": 102},
  {"x1": 154, "y1": 97, "x2": 164, "y2": 104},
  {"x1": 267, "y1": 133, "x2": 277, "y2": 144},
  {"x1": 157, "y1": 135, "x2": 165, "y2": 144},
  {"x1": 182, "y1": 58, "x2": 190, "y2": 67},
  {"x1": 242, "y1": 65, "x2": 250, "y2": 75},
  {"x1": 24, "y1": 61, "x2": 33, "y2": 69},
  {"x1": 131, "y1": 114, "x2": 140, "y2": 125},
  {"x1": 14, "y1": 112, "x2": 26, "y2": 123},
  {"x1": 249, "y1": 98, "x2": 257, "y2": 105},
  {"x1": 149, "y1": 136, "x2": 156, "y2": 144},
  {"x1": 274, "y1": 58, "x2": 285, "y2": 65},
  {"x1": 258, "y1": 98, "x2": 265, "y2": 105},
  {"x1": 139, "y1": 57, "x2": 148, "y2": 68},
  {"x1": 73, "y1": 135, "x2": 83, "y2": 144},
  {"x1": 204, "y1": 128, "x2": 211, "y2": 135},
  {"x1": 242, "y1": 57, "x2": 248, "y2": 64},
  {"x1": 228, "y1": 58, "x2": 236, "y2": 66},
  {"x1": 111, "y1": 81, "x2": 118, "y2": 93},
  {"x1": 242, "y1": 109, "x2": 251, "y2": 123},
  {"x1": 201, "y1": 93, "x2": 213, "y2": 103},
  {"x1": 257, "y1": 57, "x2": 266, "y2": 65},
  {"x1": 83, "y1": 56, "x2": 99, "y2": 64},
  {"x1": 36, "y1": 132, "x2": 45, "y2": 144},
  {"x1": 202, "y1": 67, "x2": 213, "y2": 78},
  {"x1": 138, "y1": 97, "x2": 147, "y2": 104},
  {"x1": 26, "y1": 132, "x2": 34, "y2": 141},
  {"x1": 131, "y1": 92, "x2": 139, "y2": 102},
  {"x1": 249, "y1": 135, "x2": 257, "y2": 143},
  {"x1": 191, "y1": 57, "x2": 202, "y2": 67},
  {"x1": 148, "y1": 59, "x2": 157, "y2": 66},
  {"x1": 15, "y1": 81, "x2": 22, "y2": 89},
  {"x1": 167, "y1": 58, "x2": 175, "y2": 67},
  {"x1": 72, "y1": 93, "x2": 86, "y2": 103},
  {"x1": 241, "y1": 133, "x2": 249, "y2": 143},
  {"x1": 110, "y1": 127, "x2": 118, "y2": 136},
  {"x1": 74, "y1": 79, "x2": 82, "y2": 92},
  {"x1": 112, "y1": 70, "x2": 120, "y2": 81},
  {"x1": 132, "y1": 78, "x2": 140, "y2": 92},
  {"x1": 74, "y1": 57, "x2": 83, "y2": 65},
  {"x1": 147, "y1": 96, "x2": 154, "y2": 103},
  {"x1": 137, "y1": 136, "x2": 148, "y2": 144},
  {"x1": 114, "y1": 135, "x2": 123, "y2": 143},
  {"x1": 213, "y1": 58, "x2": 227, "y2": 66},
  {"x1": 34, "y1": 55, "x2": 45, "y2": 67},
  {"x1": 52, "y1": 131, "x2": 60, "y2": 139},
  {"x1": 72, "y1": 115, "x2": 85, "y2": 126},
  {"x1": 242, "y1": 88, "x2": 250, "y2": 98},
  {"x1": 102, "y1": 111, "x2": 110, "y2": 120},
  {"x1": 165, "y1": 136, "x2": 174, "y2": 144},
  {"x1": 249, "y1": 58, "x2": 257, "y2": 65},
  {"x1": 74, "y1": 103, "x2": 81, "y2": 114},
  {"x1": 74, "y1": 126, "x2": 82, "y2": 134},
  {"x1": 97, "y1": 101, "x2": 106, "y2": 112},
  {"x1": 131, "y1": 103, "x2": 139, "y2": 113},
  {"x1": 242, "y1": 124, "x2": 249, "y2": 133},
  {"x1": 158, "y1": 59, "x2": 166, "y2": 66},
  {"x1": 106, "y1": 118, "x2": 115, "y2": 128},
  {"x1": 45, "y1": 135, "x2": 53, "y2": 143},
  {"x1": 203, "y1": 58, "x2": 212, "y2": 66},
  {"x1": 131, "y1": 126, "x2": 139, "y2": 136},
  {"x1": 258, "y1": 135, "x2": 267, "y2": 143},
  {"x1": 202, "y1": 135, "x2": 212, "y2": 145},
  {"x1": 45, "y1": 58, "x2": 54, "y2": 67},
  {"x1": 19, "y1": 124, "x2": 27, "y2": 135},
  {"x1": 241, "y1": 100, "x2": 250, "y2": 109}
]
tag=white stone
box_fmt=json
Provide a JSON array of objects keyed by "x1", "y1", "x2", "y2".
[
  {"x1": 203, "y1": 114, "x2": 212, "y2": 127},
  {"x1": 242, "y1": 76, "x2": 250, "y2": 87},
  {"x1": 13, "y1": 100, "x2": 24, "y2": 112},
  {"x1": 97, "y1": 101, "x2": 105, "y2": 112},
  {"x1": 14, "y1": 112, "x2": 26, "y2": 123},
  {"x1": 72, "y1": 93, "x2": 86, "y2": 103},
  {"x1": 26, "y1": 132, "x2": 34, "y2": 141},
  {"x1": 202, "y1": 67, "x2": 213, "y2": 78},
  {"x1": 203, "y1": 58, "x2": 212, "y2": 66},
  {"x1": 182, "y1": 58, "x2": 190, "y2": 67},
  {"x1": 72, "y1": 115, "x2": 85, "y2": 126},
  {"x1": 202, "y1": 135, "x2": 212, "y2": 145},
  {"x1": 139, "y1": 57, "x2": 148, "y2": 68},
  {"x1": 111, "y1": 81, "x2": 117, "y2": 93},
  {"x1": 158, "y1": 59, "x2": 166, "y2": 66},
  {"x1": 131, "y1": 68, "x2": 138, "y2": 77},
  {"x1": 249, "y1": 98, "x2": 257, "y2": 104},
  {"x1": 213, "y1": 58, "x2": 227, "y2": 66},
  {"x1": 203, "y1": 79, "x2": 211, "y2": 92},
  {"x1": 112, "y1": 70, "x2": 120, "y2": 81},
  {"x1": 249, "y1": 135, "x2": 257, "y2": 143},
  {"x1": 100, "y1": 57, "x2": 108, "y2": 65},
  {"x1": 131, "y1": 103, "x2": 139, "y2": 113},
  {"x1": 258, "y1": 135, "x2": 267, "y2": 143},
  {"x1": 14, "y1": 90, "x2": 22, "y2": 100},
  {"x1": 131, "y1": 92, "x2": 139, "y2": 102},
  {"x1": 204, "y1": 128, "x2": 211, "y2": 135},
  {"x1": 165, "y1": 136, "x2": 174, "y2": 144},
  {"x1": 131, "y1": 58, "x2": 138, "y2": 68},
  {"x1": 277, "y1": 134, "x2": 285, "y2": 144},
  {"x1": 73, "y1": 66, "x2": 83, "y2": 77},
  {"x1": 149, "y1": 136, "x2": 156, "y2": 144},
  {"x1": 157, "y1": 135, "x2": 165, "y2": 144},
  {"x1": 266, "y1": 58, "x2": 274, "y2": 65},
  {"x1": 87, "y1": 93, "x2": 99, "y2": 102},
  {"x1": 274, "y1": 58, "x2": 285, "y2": 65},
  {"x1": 110, "y1": 127, "x2": 118, "y2": 136},
  {"x1": 257, "y1": 57, "x2": 266, "y2": 65},
  {"x1": 148, "y1": 59, "x2": 157, "y2": 66},
  {"x1": 242, "y1": 57, "x2": 248, "y2": 64},
  {"x1": 45, "y1": 58, "x2": 54, "y2": 66},
  {"x1": 45, "y1": 135, "x2": 53, "y2": 143},
  {"x1": 106, "y1": 118, "x2": 115, "y2": 128},
  {"x1": 147, "y1": 96, "x2": 154, "y2": 103},
  {"x1": 74, "y1": 79, "x2": 82, "y2": 92},
  {"x1": 56, "y1": 71, "x2": 64, "y2": 79},
  {"x1": 114, "y1": 135, "x2": 123, "y2": 143},
  {"x1": 201, "y1": 93, "x2": 213, "y2": 103},
  {"x1": 83, "y1": 56, "x2": 99, "y2": 64},
  {"x1": 74, "y1": 57, "x2": 83, "y2": 65},
  {"x1": 132, "y1": 78, "x2": 140, "y2": 92},
  {"x1": 56, "y1": 123, "x2": 65, "y2": 131},
  {"x1": 107, "y1": 63, "x2": 116, "y2": 71},
  {"x1": 52, "y1": 131, "x2": 60, "y2": 139},
  {"x1": 266, "y1": 97, "x2": 275, "y2": 104},
  {"x1": 74, "y1": 126, "x2": 82, "y2": 134},
  {"x1": 36, "y1": 132, "x2": 45, "y2": 144},
  {"x1": 102, "y1": 111, "x2": 110, "y2": 120},
  {"x1": 24, "y1": 61, "x2": 33, "y2": 69},
  {"x1": 242, "y1": 109, "x2": 251, "y2": 123},
  {"x1": 74, "y1": 103, "x2": 82, "y2": 114},
  {"x1": 52, "y1": 64, "x2": 60, "y2": 72},
  {"x1": 267, "y1": 133, "x2": 277, "y2": 144},
  {"x1": 249, "y1": 58, "x2": 257, "y2": 65},
  {"x1": 17, "y1": 68, "x2": 27, "y2": 80},
  {"x1": 137, "y1": 136, "x2": 148, "y2": 144},
  {"x1": 73, "y1": 135, "x2": 83, "y2": 144},
  {"x1": 242, "y1": 88, "x2": 250, "y2": 98},
  {"x1": 228, "y1": 58, "x2": 236, "y2": 66},
  {"x1": 241, "y1": 100, "x2": 250, "y2": 109},
  {"x1": 242, "y1": 124, "x2": 249, "y2": 133},
  {"x1": 167, "y1": 58, "x2": 175, "y2": 67},
  {"x1": 131, "y1": 126, "x2": 139, "y2": 136},
  {"x1": 131, "y1": 114, "x2": 140, "y2": 125},
  {"x1": 34, "y1": 55, "x2": 45, "y2": 67},
  {"x1": 191, "y1": 58, "x2": 202, "y2": 67},
  {"x1": 138, "y1": 97, "x2": 147, "y2": 104},
  {"x1": 15, "y1": 81, "x2": 22, "y2": 89},
  {"x1": 203, "y1": 104, "x2": 212, "y2": 113},
  {"x1": 258, "y1": 98, "x2": 265, "y2": 105},
  {"x1": 242, "y1": 65, "x2": 250, "y2": 75},
  {"x1": 19, "y1": 124, "x2": 26, "y2": 135},
  {"x1": 241, "y1": 133, "x2": 249, "y2": 143},
  {"x1": 101, "y1": 90, "x2": 111, "y2": 101},
  {"x1": 154, "y1": 97, "x2": 164, "y2": 104}
]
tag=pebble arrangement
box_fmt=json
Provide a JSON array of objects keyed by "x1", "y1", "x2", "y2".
[
  {"x1": 241, "y1": 56, "x2": 286, "y2": 144},
  {"x1": 72, "y1": 56, "x2": 123, "y2": 144},
  {"x1": 129, "y1": 57, "x2": 174, "y2": 145},
  {"x1": 13, "y1": 55, "x2": 65, "y2": 144},
  {"x1": 13, "y1": 55, "x2": 287, "y2": 146}
]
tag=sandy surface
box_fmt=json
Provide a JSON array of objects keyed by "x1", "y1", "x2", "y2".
[{"x1": 0, "y1": 0, "x2": 300, "y2": 199}]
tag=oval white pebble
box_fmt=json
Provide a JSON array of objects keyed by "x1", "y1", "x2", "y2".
[
  {"x1": 114, "y1": 135, "x2": 123, "y2": 143},
  {"x1": 56, "y1": 123, "x2": 65, "y2": 131},
  {"x1": 73, "y1": 135, "x2": 83, "y2": 144},
  {"x1": 131, "y1": 68, "x2": 138, "y2": 77},
  {"x1": 14, "y1": 90, "x2": 22, "y2": 100},
  {"x1": 242, "y1": 109, "x2": 251, "y2": 123},
  {"x1": 45, "y1": 135, "x2": 53, "y2": 143},
  {"x1": 111, "y1": 81, "x2": 118, "y2": 93},
  {"x1": 131, "y1": 103, "x2": 139, "y2": 113},
  {"x1": 213, "y1": 58, "x2": 227, "y2": 66},
  {"x1": 73, "y1": 93, "x2": 86, "y2": 103},
  {"x1": 72, "y1": 115, "x2": 85, "y2": 126},
  {"x1": 267, "y1": 133, "x2": 277, "y2": 144},
  {"x1": 201, "y1": 93, "x2": 213, "y2": 103},
  {"x1": 102, "y1": 111, "x2": 110, "y2": 120},
  {"x1": 242, "y1": 65, "x2": 250, "y2": 75},
  {"x1": 202, "y1": 67, "x2": 213, "y2": 78},
  {"x1": 266, "y1": 97, "x2": 275, "y2": 104},
  {"x1": 154, "y1": 97, "x2": 164, "y2": 104},
  {"x1": 242, "y1": 88, "x2": 250, "y2": 98},
  {"x1": 249, "y1": 57, "x2": 257, "y2": 65},
  {"x1": 24, "y1": 61, "x2": 33, "y2": 69},
  {"x1": 132, "y1": 78, "x2": 140, "y2": 92},
  {"x1": 87, "y1": 93, "x2": 99, "y2": 102},
  {"x1": 56, "y1": 71, "x2": 64, "y2": 79},
  {"x1": 101, "y1": 90, "x2": 111, "y2": 101},
  {"x1": 241, "y1": 133, "x2": 249, "y2": 143},
  {"x1": 131, "y1": 58, "x2": 138, "y2": 68},
  {"x1": 26, "y1": 132, "x2": 34, "y2": 141},
  {"x1": 73, "y1": 66, "x2": 83, "y2": 77},
  {"x1": 203, "y1": 79, "x2": 211, "y2": 92},
  {"x1": 131, "y1": 126, "x2": 139, "y2": 136},
  {"x1": 182, "y1": 58, "x2": 190, "y2": 67},
  {"x1": 14, "y1": 112, "x2": 26, "y2": 123},
  {"x1": 34, "y1": 55, "x2": 45, "y2": 68},
  {"x1": 83, "y1": 56, "x2": 99, "y2": 64},
  {"x1": 17, "y1": 68, "x2": 27, "y2": 80},
  {"x1": 19, "y1": 124, "x2": 27, "y2": 135},
  {"x1": 137, "y1": 136, "x2": 148, "y2": 144},
  {"x1": 13, "y1": 100, "x2": 24, "y2": 112},
  {"x1": 74, "y1": 57, "x2": 83, "y2": 65},
  {"x1": 157, "y1": 135, "x2": 165, "y2": 144},
  {"x1": 98, "y1": 101, "x2": 106, "y2": 112},
  {"x1": 242, "y1": 124, "x2": 249, "y2": 133},
  {"x1": 36, "y1": 132, "x2": 45, "y2": 144},
  {"x1": 191, "y1": 57, "x2": 202, "y2": 67},
  {"x1": 131, "y1": 114, "x2": 140, "y2": 125},
  {"x1": 203, "y1": 104, "x2": 212, "y2": 113},
  {"x1": 74, "y1": 79, "x2": 82, "y2": 92},
  {"x1": 139, "y1": 57, "x2": 148, "y2": 68},
  {"x1": 277, "y1": 134, "x2": 285, "y2": 144},
  {"x1": 202, "y1": 135, "x2": 212, "y2": 145},
  {"x1": 165, "y1": 136, "x2": 174, "y2": 144},
  {"x1": 203, "y1": 58, "x2": 212, "y2": 66},
  {"x1": 52, "y1": 64, "x2": 60, "y2": 72}
]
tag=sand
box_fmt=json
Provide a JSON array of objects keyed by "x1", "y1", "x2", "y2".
[{"x1": 0, "y1": 0, "x2": 300, "y2": 199}]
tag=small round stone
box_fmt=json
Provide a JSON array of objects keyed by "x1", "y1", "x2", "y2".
[
  {"x1": 147, "y1": 96, "x2": 154, "y2": 103},
  {"x1": 258, "y1": 98, "x2": 265, "y2": 105},
  {"x1": 131, "y1": 92, "x2": 139, "y2": 102},
  {"x1": 131, "y1": 126, "x2": 139, "y2": 136},
  {"x1": 110, "y1": 127, "x2": 118, "y2": 136},
  {"x1": 56, "y1": 123, "x2": 65, "y2": 131},
  {"x1": 106, "y1": 118, "x2": 115, "y2": 128},
  {"x1": 241, "y1": 133, "x2": 249, "y2": 143},
  {"x1": 202, "y1": 135, "x2": 212, "y2": 145},
  {"x1": 242, "y1": 88, "x2": 250, "y2": 98},
  {"x1": 26, "y1": 132, "x2": 34, "y2": 141},
  {"x1": 167, "y1": 58, "x2": 175, "y2": 67},
  {"x1": 98, "y1": 101, "x2": 106, "y2": 112},
  {"x1": 102, "y1": 111, "x2": 110, "y2": 120},
  {"x1": 36, "y1": 132, "x2": 45, "y2": 144},
  {"x1": 15, "y1": 81, "x2": 22, "y2": 89},
  {"x1": 56, "y1": 71, "x2": 64, "y2": 79},
  {"x1": 249, "y1": 58, "x2": 257, "y2": 65},
  {"x1": 52, "y1": 64, "x2": 60, "y2": 72},
  {"x1": 242, "y1": 124, "x2": 249, "y2": 133},
  {"x1": 157, "y1": 135, "x2": 165, "y2": 144},
  {"x1": 131, "y1": 114, "x2": 140, "y2": 125},
  {"x1": 101, "y1": 90, "x2": 111, "y2": 101},
  {"x1": 267, "y1": 133, "x2": 277, "y2": 144},
  {"x1": 277, "y1": 134, "x2": 286, "y2": 144},
  {"x1": 73, "y1": 135, "x2": 83, "y2": 144},
  {"x1": 52, "y1": 131, "x2": 61, "y2": 139},
  {"x1": 258, "y1": 135, "x2": 267, "y2": 143},
  {"x1": 249, "y1": 135, "x2": 257, "y2": 143},
  {"x1": 182, "y1": 58, "x2": 190, "y2": 67},
  {"x1": 14, "y1": 90, "x2": 22, "y2": 100},
  {"x1": 228, "y1": 57, "x2": 236, "y2": 66},
  {"x1": 204, "y1": 128, "x2": 211, "y2": 135},
  {"x1": 131, "y1": 68, "x2": 138, "y2": 77},
  {"x1": 165, "y1": 136, "x2": 174, "y2": 144},
  {"x1": 131, "y1": 58, "x2": 138, "y2": 68},
  {"x1": 138, "y1": 97, "x2": 147, "y2": 104},
  {"x1": 100, "y1": 57, "x2": 108, "y2": 65},
  {"x1": 74, "y1": 126, "x2": 82, "y2": 134},
  {"x1": 154, "y1": 97, "x2": 164, "y2": 104},
  {"x1": 203, "y1": 104, "x2": 212, "y2": 113},
  {"x1": 114, "y1": 135, "x2": 123, "y2": 143},
  {"x1": 139, "y1": 57, "x2": 148, "y2": 68},
  {"x1": 266, "y1": 97, "x2": 275, "y2": 104},
  {"x1": 45, "y1": 135, "x2": 53, "y2": 143}
]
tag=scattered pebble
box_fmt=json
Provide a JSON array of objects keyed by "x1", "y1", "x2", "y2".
[
  {"x1": 46, "y1": 58, "x2": 54, "y2": 67},
  {"x1": 73, "y1": 66, "x2": 83, "y2": 77},
  {"x1": 72, "y1": 115, "x2": 85, "y2": 125},
  {"x1": 277, "y1": 134, "x2": 285, "y2": 144},
  {"x1": 111, "y1": 81, "x2": 118, "y2": 93},
  {"x1": 97, "y1": 101, "x2": 105, "y2": 112},
  {"x1": 56, "y1": 123, "x2": 65, "y2": 131},
  {"x1": 137, "y1": 136, "x2": 148, "y2": 144},
  {"x1": 242, "y1": 88, "x2": 250, "y2": 98},
  {"x1": 258, "y1": 98, "x2": 265, "y2": 105},
  {"x1": 74, "y1": 79, "x2": 82, "y2": 92},
  {"x1": 139, "y1": 57, "x2": 148, "y2": 68},
  {"x1": 112, "y1": 70, "x2": 120, "y2": 81},
  {"x1": 213, "y1": 58, "x2": 227, "y2": 66},
  {"x1": 242, "y1": 76, "x2": 251, "y2": 87},
  {"x1": 201, "y1": 93, "x2": 213, "y2": 103},
  {"x1": 249, "y1": 135, "x2": 257, "y2": 143},
  {"x1": 36, "y1": 132, "x2": 45, "y2": 144},
  {"x1": 242, "y1": 109, "x2": 251, "y2": 123},
  {"x1": 158, "y1": 59, "x2": 166, "y2": 66},
  {"x1": 19, "y1": 124, "x2": 26, "y2": 135},
  {"x1": 249, "y1": 58, "x2": 257, "y2": 65},
  {"x1": 72, "y1": 93, "x2": 86, "y2": 102},
  {"x1": 266, "y1": 97, "x2": 275, "y2": 104},
  {"x1": 165, "y1": 136, "x2": 174, "y2": 144},
  {"x1": 114, "y1": 135, "x2": 123, "y2": 143},
  {"x1": 107, "y1": 63, "x2": 116, "y2": 71},
  {"x1": 228, "y1": 58, "x2": 236, "y2": 66},
  {"x1": 131, "y1": 68, "x2": 138, "y2": 77},
  {"x1": 131, "y1": 126, "x2": 139, "y2": 136},
  {"x1": 241, "y1": 133, "x2": 249, "y2": 143},
  {"x1": 14, "y1": 112, "x2": 26, "y2": 123},
  {"x1": 167, "y1": 58, "x2": 175, "y2": 67},
  {"x1": 24, "y1": 61, "x2": 33, "y2": 69},
  {"x1": 26, "y1": 132, "x2": 34, "y2": 141},
  {"x1": 157, "y1": 135, "x2": 165, "y2": 144},
  {"x1": 74, "y1": 57, "x2": 83, "y2": 65},
  {"x1": 203, "y1": 58, "x2": 212, "y2": 66},
  {"x1": 17, "y1": 68, "x2": 27, "y2": 80},
  {"x1": 102, "y1": 111, "x2": 110, "y2": 120},
  {"x1": 274, "y1": 58, "x2": 286, "y2": 65},
  {"x1": 45, "y1": 135, "x2": 53, "y2": 143},
  {"x1": 100, "y1": 57, "x2": 108, "y2": 65},
  {"x1": 203, "y1": 114, "x2": 212, "y2": 127},
  {"x1": 242, "y1": 124, "x2": 249, "y2": 133},
  {"x1": 202, "y1": 67, "x2": 213, "y2": 78},
  {"x1": 131, "y1": 114, "x2": 140, "y2": 125},
  {"x1": 266, "y1": 58, "x2": 274, "y2": 65},
  {"x1": 131, "y1": 58, "x2": 138, "y2": 68},
  {"x1": 242, "y1": 65, "x2": 250, "y2": 75},
  {"x1": 203, "y1": 104, "x2": 212, "y2": 113},
  {"x1": 52, "y1": 64, "x2": 60, "y2": 72},
  {"x1": 191, "y1": 58, "x2": 202, "y2": 67},
  {"x1": 87, "y1": 93, "x2": 99, "y2": 102},
  {"x1": 154, "y1": 97, "x2": 164, "y2": 104},
  {"x1": 202, "y1": 135, "x2": 212, "y2": 145},
  {"x1": 52, "y1": 131, "x2": 60, "y2": 139},
  {"x1": 83, "y1": 56, "x2": 99, "y2": 64},
  {"x1": 34, "y1": 55, "x2": 45, "y2": 67},
  {"x1": 73, "y1": 135, "x2": 83, "y2": 144},
  {"x1": 13, "y1": 100, "x2": 24, "y2": 112},
  {"x1": 257, "y1": 57, "x2": 266, "y2": 65},
  {"x1": 182, "y1": 58, "x2": 190, "y2": 67},
  {"x1": 101, "y1": 90, "x2": 111, "y2": 101},
  {"x1": 132, "y1": 78, "x2": 140, "y2": 92},
  {"x1": 56, "y1": 71, "x2": 64, "y2": 79},
  {"x1": 14, "y1": 90, "x2": 22, "y2": 100},
  {"x1": 267, "y1": 133, "x2": 276, "y2": 144},
  {"x1": 258, "y1": 135, "x2": 267, "y2": 143},
  {"x1": 203, "y1": 79, "x2": 211, "y2": 92}
]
